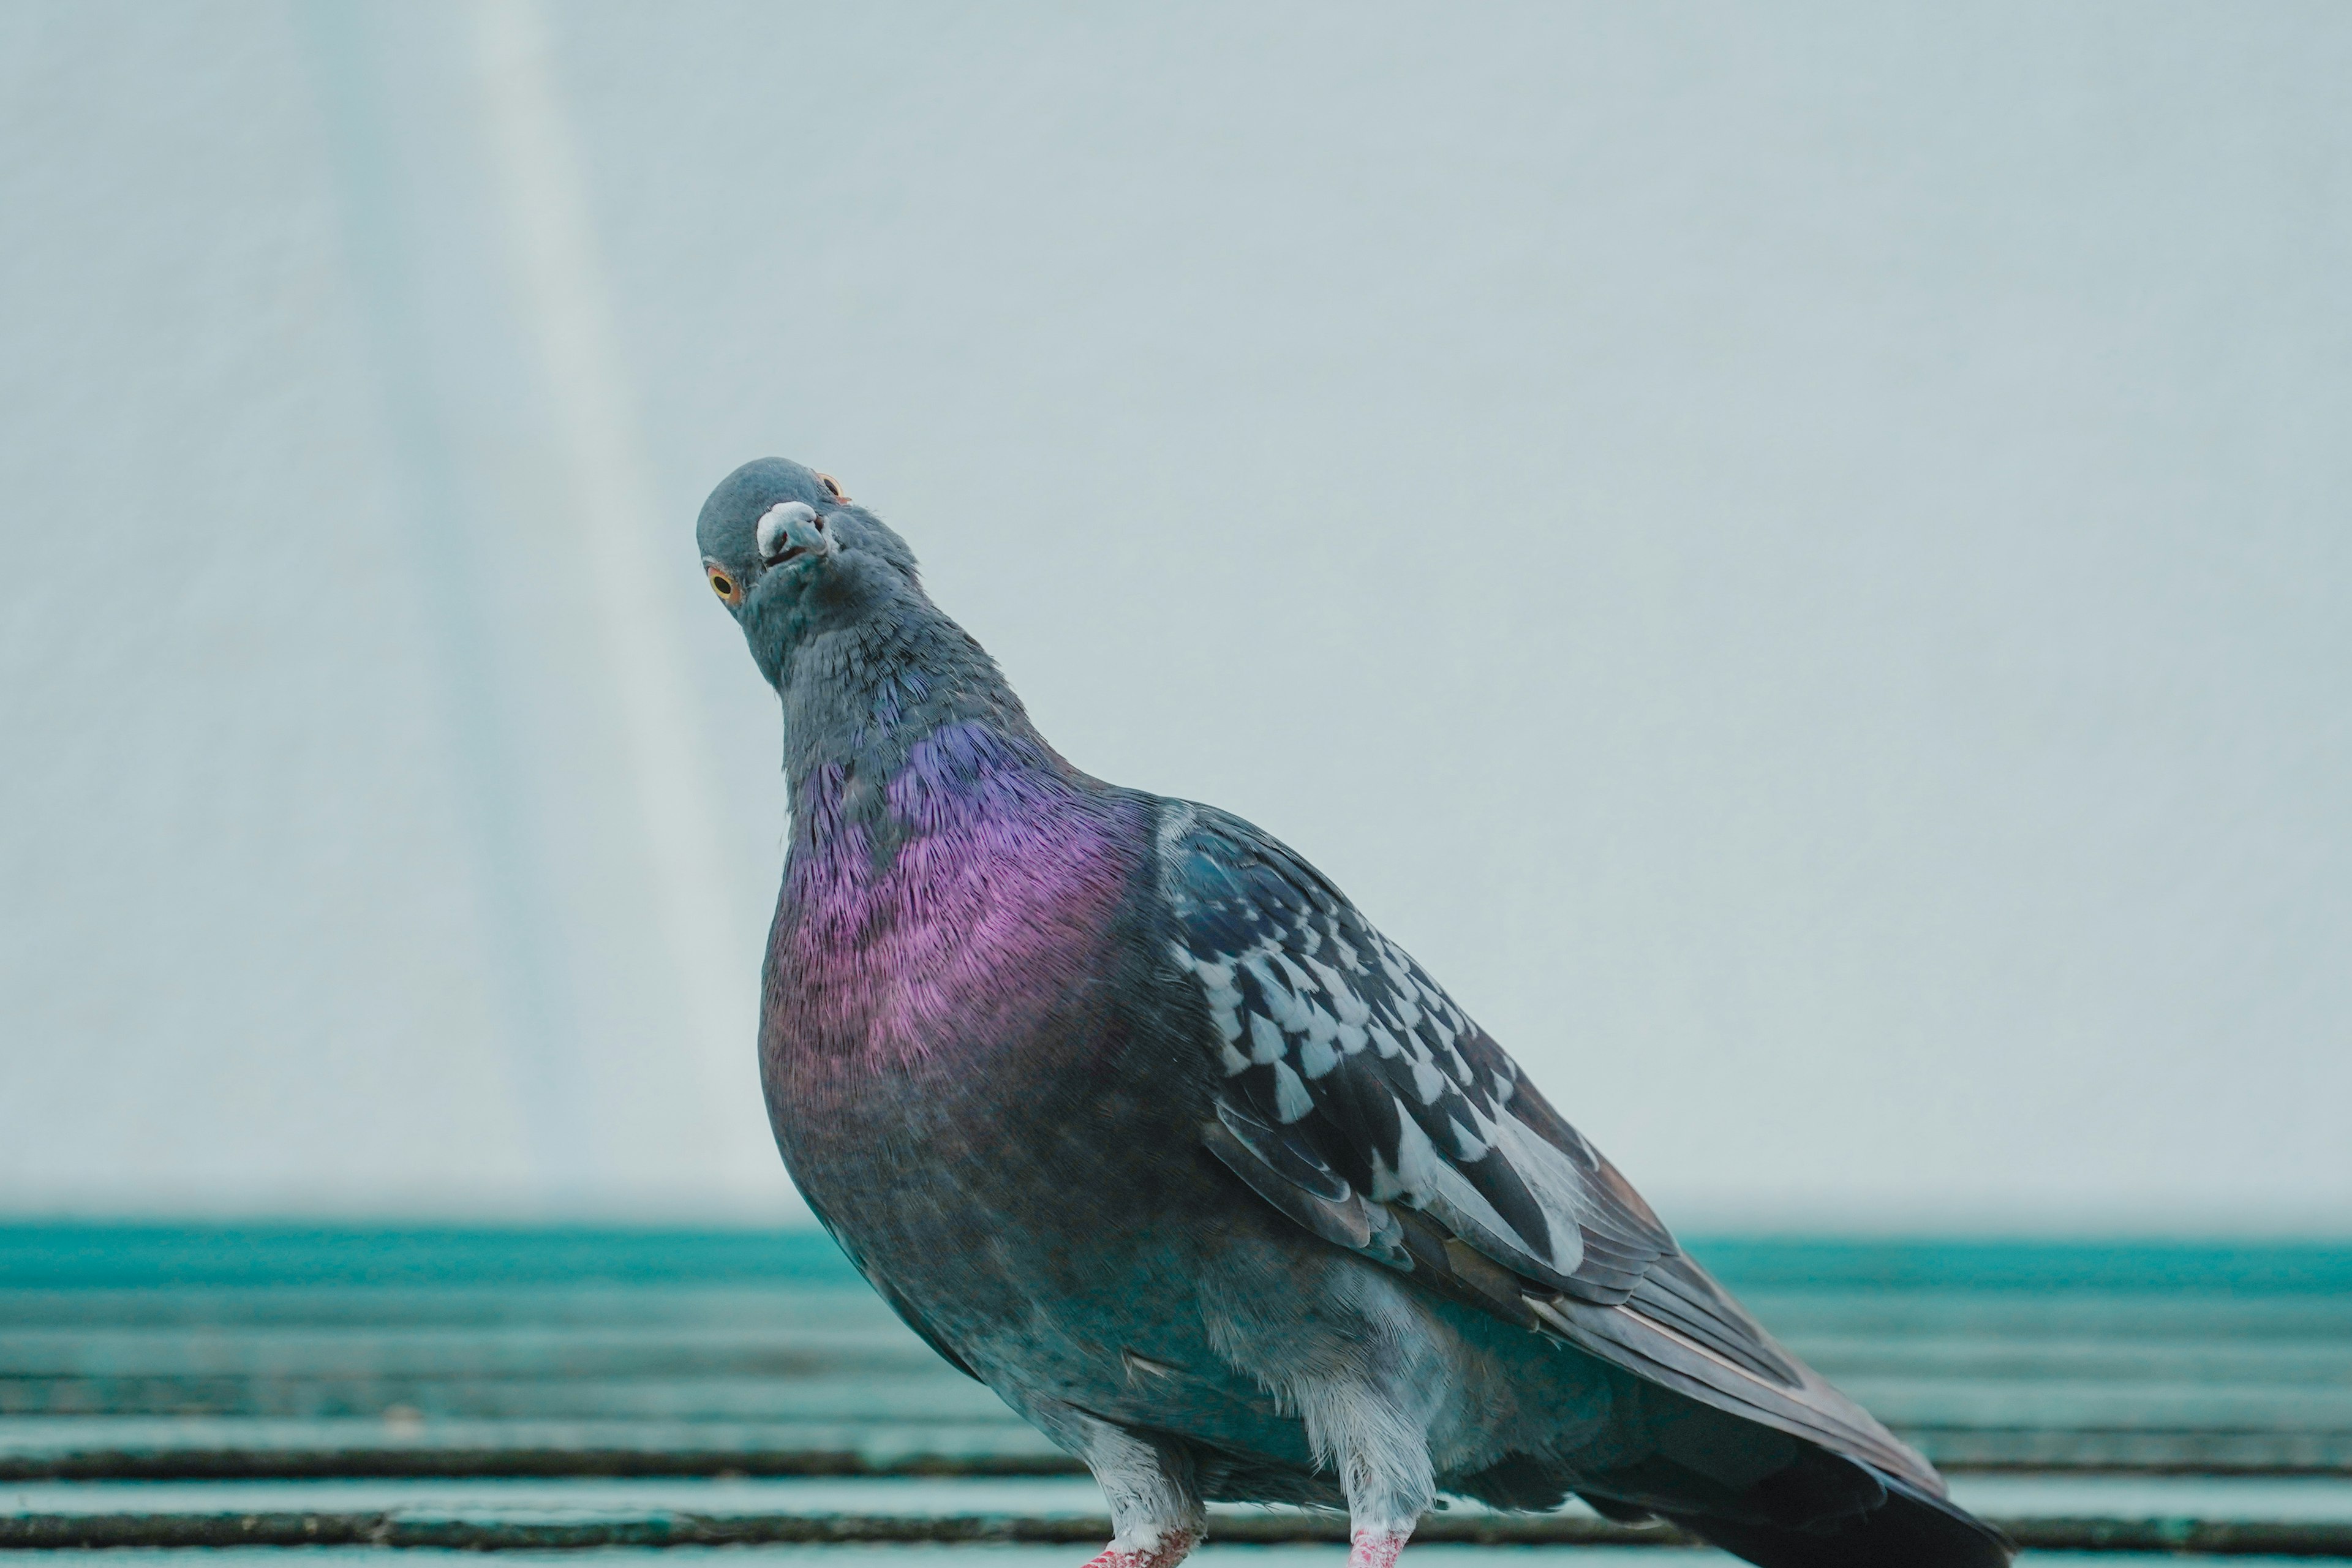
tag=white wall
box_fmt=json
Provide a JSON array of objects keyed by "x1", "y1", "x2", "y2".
[{"x1": 3, "y1": 1, "x2": 2346, "y2": 1231}]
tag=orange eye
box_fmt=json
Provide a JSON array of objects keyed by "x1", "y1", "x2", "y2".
[
  {"x1": 817, "y1": 472, "x2": 850, "y2": 502},
  {"x1": 707, "y1": 565, "x2": 739, "y2": 603}
]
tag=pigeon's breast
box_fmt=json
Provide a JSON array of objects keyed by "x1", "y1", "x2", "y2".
[
  {"x1": 756, "y1": 734, "x2": 1226, "y2": 1395},
  {"x1": 764, "y1": 740, "x2": 1152, "y2": 1092}
]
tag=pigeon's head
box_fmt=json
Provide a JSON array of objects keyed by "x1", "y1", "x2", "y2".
[{"x1": 696, "y1": 457, "x2": 922, "y2": 686}]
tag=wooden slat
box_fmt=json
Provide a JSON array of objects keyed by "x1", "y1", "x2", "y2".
[
  {"x1": 1743, "y1": 1288, "x2": 2352, "y2": 1338},
  {"x1": 6, "y1": 1501, "x2": 2352, "y2": 1555},
  {"x1": 1785, "y1": 1334, "x2": 2352, "y2": 1384},
  {"x1": 4, "y1": 1474, "x2": 2351, "y2": 1553},
  {"x1": 0, "y1": 1325, "x2": 942, "y2": 1378}
]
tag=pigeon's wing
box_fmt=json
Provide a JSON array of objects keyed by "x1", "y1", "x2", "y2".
[{"x1": 1158, "y1": 802, "x2": 1939, "y2": 1490}]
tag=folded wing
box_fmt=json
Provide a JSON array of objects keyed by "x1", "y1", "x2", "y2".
[{"x1": 1158, "y1": 801, "x2": 1940, "y2": 1493}]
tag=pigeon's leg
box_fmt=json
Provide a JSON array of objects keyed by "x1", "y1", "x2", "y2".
[
  {"x1": 1300, "y1": 1381, "x2": 1431, "y2": 1568},
  {"x1": 1200, "y1": 1257, "x2": 1441, "y2": 1564},
  {"x1": 1044, "y1": 1404, "x2": 1205, "y2": 1568}
]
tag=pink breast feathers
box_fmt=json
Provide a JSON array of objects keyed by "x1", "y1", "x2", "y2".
[{"x1": 778, "y1": 726, "x2": 1138, "y2": 1068}]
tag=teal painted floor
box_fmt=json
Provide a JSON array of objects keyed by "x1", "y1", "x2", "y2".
[{"x1": 2, "y1": 1226, "x2": 2348, "y2": 1560}]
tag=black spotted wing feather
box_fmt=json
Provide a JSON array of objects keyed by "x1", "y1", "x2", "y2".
[{"x1": 1158, "y1": 802, "x2": 1942, "y2": 1494}]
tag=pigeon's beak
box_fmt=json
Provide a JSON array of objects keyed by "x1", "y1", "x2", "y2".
[{"x1": 755, "y1": 502, "x2": 839, "y2": 576}]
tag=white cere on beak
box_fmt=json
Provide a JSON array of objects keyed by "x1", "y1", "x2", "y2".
[{"x1": 756, "y1": 501, "x2": 819, "y2": 563}]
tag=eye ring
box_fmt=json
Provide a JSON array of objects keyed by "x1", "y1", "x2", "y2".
[
  {"x1": 816, "y1": 472, "x2": 850, "y2": 502},
  {"x1": 706, "y1": 563, "x2": 741, "y2": 604}
]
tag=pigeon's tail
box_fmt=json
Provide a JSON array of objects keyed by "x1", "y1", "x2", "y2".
[{"x1": 1653, "y1": 1467, "x2": 2012, "y2": 1568}]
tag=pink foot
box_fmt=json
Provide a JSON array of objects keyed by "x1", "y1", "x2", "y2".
[
  {"x1": 1079, "y1": 1525, "x2": 1200, "y2": 1568},
  {"x1": 1349, "y1": 1525, "x2": 1412, "y2": 1568}
]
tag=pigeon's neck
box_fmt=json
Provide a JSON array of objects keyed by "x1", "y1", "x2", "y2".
[
  {"x1": 777, "y1": 600, "x2": 1068, "y2": 855},
  {"x1": 766, "y1": 594, "x2": 1141, "y2": 1071}
]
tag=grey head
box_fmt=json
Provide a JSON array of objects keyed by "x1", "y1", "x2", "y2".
[{"x1": 696, "y1": 457, "x2": 924, "y2": 690}]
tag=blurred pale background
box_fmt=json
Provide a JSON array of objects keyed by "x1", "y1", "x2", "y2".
[{"x1": 2, "y1": 1, "x2": 2345, "y2": 1231}]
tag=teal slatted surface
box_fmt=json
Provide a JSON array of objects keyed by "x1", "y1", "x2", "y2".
[{"x1": 3, "y1": 1226, "x2": 2349, "y2": 1558}]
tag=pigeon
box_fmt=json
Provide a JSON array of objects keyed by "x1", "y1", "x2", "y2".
[{"x1": 696, "y1": 456, "x2": 2011, "y2": 1568}]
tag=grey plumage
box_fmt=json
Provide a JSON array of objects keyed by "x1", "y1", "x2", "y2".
[{"x1": 696, "y1": 456, "x2": 2011, "y2": 1568}]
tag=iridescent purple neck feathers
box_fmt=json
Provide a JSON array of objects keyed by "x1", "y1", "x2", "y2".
[{"x1": 767, "y1": 595, "x2": 1139, "y2": 1069}]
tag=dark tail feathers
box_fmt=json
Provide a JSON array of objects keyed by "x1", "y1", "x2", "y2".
[{"x1": 1659, "y1": 1468, "x2": 2011, "y2": 1568}]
